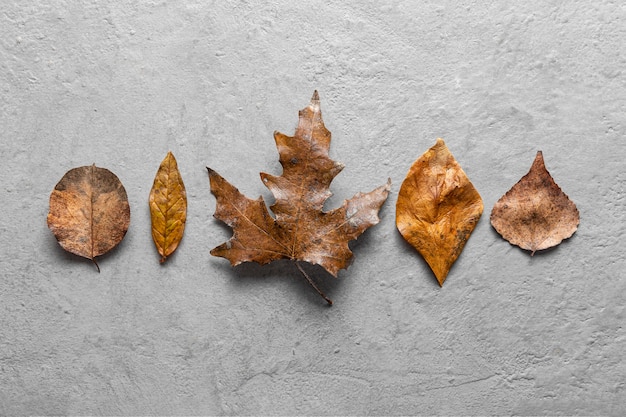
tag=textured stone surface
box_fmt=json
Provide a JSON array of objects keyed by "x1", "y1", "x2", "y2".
[{"x1": 1, "y1": 1, "x2": 625, "y2": 415}]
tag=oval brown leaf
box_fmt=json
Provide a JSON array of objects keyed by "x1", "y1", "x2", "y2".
[
  {"x1": 396, "y1": 139, "x2": 483, "y2": 286},
  {"x1": 490, "y1": 151, "x2": 579, "y2": 254},
  {"x1": 47, "y1": 164, "x2": 130, "y2": 271},
  {"x1": 149, "y1": 151, "x2": 187, "y2": 263}
]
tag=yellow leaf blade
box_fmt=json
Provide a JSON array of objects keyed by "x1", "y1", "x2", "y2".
[
  {"x1": 149, "y1": 151, "x2": 187, "y2": 263},
  {"x1": 396, "y1": 139, "x2": 483, "y2": 285}
]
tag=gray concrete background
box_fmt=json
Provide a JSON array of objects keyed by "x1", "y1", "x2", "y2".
[{"x1": 1, "y1": 1, "x2": 625, "y2": 415}]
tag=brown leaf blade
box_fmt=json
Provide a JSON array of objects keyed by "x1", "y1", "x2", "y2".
[
  {"x1": 490, "y1": 151, "x2": 579, "y2": 254},
  {"x1": 208, "y1": 91, "x2": 390, "y2": 302},
  {"x1": 149, "y1": 151, "x2": 187, "y2": 263},
  {"x1": 47, "y1": 164, "x2": 130, "y2": 270},
  {"x1": 208, "y1": 167, "x2": 288, "y2": 265},
  {"x1": 396, "y1": 139, "x2": 483, "y2": 286}
]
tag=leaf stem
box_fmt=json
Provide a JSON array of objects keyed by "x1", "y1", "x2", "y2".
[
  {"x1": 92, "y1": 258, "x2": 100, "y2": 273},
  {"x1": 295, "y1": 261, "x2": 332, "y2": 306}
]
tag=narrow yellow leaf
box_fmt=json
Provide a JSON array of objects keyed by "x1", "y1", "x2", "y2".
[{"x1": 149, "y1": 151, "x2": 187, "y2": 263}]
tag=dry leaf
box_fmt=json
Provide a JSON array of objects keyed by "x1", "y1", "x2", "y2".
[
  {"x1": 47, "y1": 164, "x2": 130, "y2": 271},
  {"x1": 396, "y1": 139, "x2": 483, "y2": 286},
  {"x1": 149, "y1": 151, "x2": 187, "y2": 263},
  {"x1": 490, "y1": 151, "x2": 579, "y2": 254},
  {"x1": 208, "y1": 91, "x2": 390, "y2": 304}
]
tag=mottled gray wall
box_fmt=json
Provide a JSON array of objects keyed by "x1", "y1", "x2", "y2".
[{"x1": 1, "y1": 1, "x2": 625, "y2": 415}]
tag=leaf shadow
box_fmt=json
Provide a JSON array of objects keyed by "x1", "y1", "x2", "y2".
[
  {"x1": 346, "y1": 221, "x2": 375, "y2": 254},
  {"x1": 95, "y1": 232, "x2": 131, "y2": 269},
  {"x1": 345, "y1": 196, "x2": 396, "y2": 268},
  {"x1": 487, "y1": 223, "x2": 575, "y2": 260},
  {"x1": 213, "y1": 258, "x2": 342, "y2": 307},
  {"x1": 211, "y1": 216, "x2": 234, "y2": 236}
]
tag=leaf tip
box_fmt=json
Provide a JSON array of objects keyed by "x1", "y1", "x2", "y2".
[
  {"x1": 533, "y1": 150, "x2": 544, "y2": 165},
  {"x1": 310, "y1": 90, "x2": 320, "y2": 110},
  {"x1": 434, "y1": 271, "x2": 447, "y2": 286}
]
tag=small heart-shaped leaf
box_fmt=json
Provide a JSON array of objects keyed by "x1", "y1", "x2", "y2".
[{"x1": 490, "y1": 151, "x2": 579, "y2": 254}]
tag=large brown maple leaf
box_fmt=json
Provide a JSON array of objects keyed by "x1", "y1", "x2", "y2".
[{"x1": 207, "y1": 91, "x2": 390, "y2": 304}]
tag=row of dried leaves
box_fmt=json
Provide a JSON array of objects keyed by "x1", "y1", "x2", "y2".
[
  {"x1": 47, "y1": 152, "x2": 188, "y2": 270},
  {"x1": 47, "y1": 91, "x2": 579, "y2": 304},
  {"x1": 396, "y1": 139, "x2": 579, "y2": 287}
]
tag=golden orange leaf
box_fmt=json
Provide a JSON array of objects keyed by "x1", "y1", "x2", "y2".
[
  {"x1": 396, "y1": 139, "x2": 483, "y2": 286},
  {"x1": 149, "y1": 151, "x2": 187, "y2": 263},
  {"x1": 47, "y1": 164, "x2": 130, "y2": 271},
  {"x1": 490, "y1": 151, "x2": 579, "y2": 254},
  {"x1": 208, "y1": 91, "x2": 390, "y2": 304}
]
